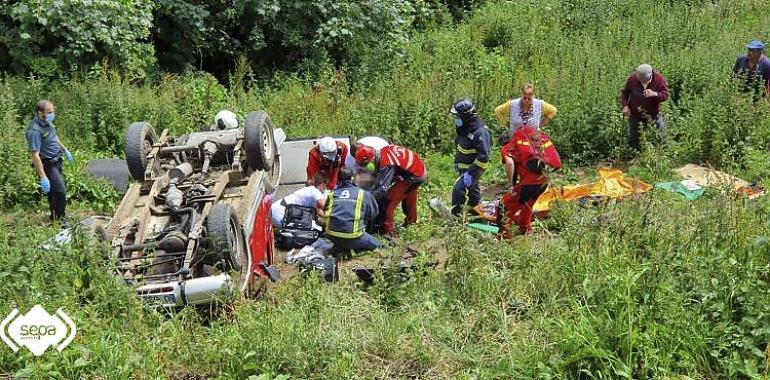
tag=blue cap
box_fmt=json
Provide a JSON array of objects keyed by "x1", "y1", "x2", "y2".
[{"x1": 746, "y1": 40, "x2": 765, "y2": 50}]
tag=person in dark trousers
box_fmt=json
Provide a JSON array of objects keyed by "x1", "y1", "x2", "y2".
[
  {"x1": 620, "y1": 63, "x2": 669, "y2": 150},
  {"x1": 449, "y1": 98, "x2": 492, "y2": 217},
  {"x1": 26, "y1": 99, "x2": 73, "y2": 222},
  {"x1": 497, "y1": 124, "x2": 562, "y2": 238},
  {"x1": 323, "y1": 167, "x2": 381, "y2": 258},
  {"x1": 354, "y1": 144, "x2": 426, "y2": 237},
  {"x1": 733, "y1": 40, "x2": 770, "y2": 99}
]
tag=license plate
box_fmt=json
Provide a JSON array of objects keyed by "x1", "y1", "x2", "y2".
[{"x1": 142, "y1": 293, "x2": 176, "y2": 307}]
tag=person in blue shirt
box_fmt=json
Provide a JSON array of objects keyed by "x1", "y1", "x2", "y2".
[
  {"x1": 733, "y1": 40, "x2": 770, "y2": 99},
  {"x1": 26, "y1": 100, "x2": 73, "y2": 222}
]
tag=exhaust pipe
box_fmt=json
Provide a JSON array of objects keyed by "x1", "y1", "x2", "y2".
[
  {"x1": 181, "y1": 273, "x2": 233, "y2": 305},
  {"x1": 136, "y1": 273, "x2": 234, "y2": 308}
]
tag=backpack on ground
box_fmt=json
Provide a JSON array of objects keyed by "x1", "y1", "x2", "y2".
[{"x1": 277, "y1": 204, "x2": 319, "y2": 249}]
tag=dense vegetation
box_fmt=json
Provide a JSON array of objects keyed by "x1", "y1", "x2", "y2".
[
  {"x1": 0, "y1": 0, "x2": 472, "y2": 80},
  {"x1": 2, "y1": 0, "x2": 770, "y2": 378}
]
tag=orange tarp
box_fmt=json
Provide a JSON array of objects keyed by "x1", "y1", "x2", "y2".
[{"x1": 533, "y1": 168, "x2": 652, "y2": 212}]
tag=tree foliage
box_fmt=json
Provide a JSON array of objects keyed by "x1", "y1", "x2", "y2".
[
  {"x1": 153, "y1": 0, "x2": 421, "y2": 78},
  {"x1": 0, "y1": 0, "x2": 480, "y2": 80},
  {"x1": 0, "y1": 0, "x2": 155, "y2": 78}
]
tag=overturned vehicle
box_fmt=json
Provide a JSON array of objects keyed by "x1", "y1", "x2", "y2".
[{"x1": 82, "y1": 111, "x2": 284, "y2": 308}]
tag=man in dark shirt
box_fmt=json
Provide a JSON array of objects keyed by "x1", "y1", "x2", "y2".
[
  {"x1": 449, "y1": 99, "x2": 491, "y2": 217},
  {"x1": 620, "y1": 63, "x2": 669, "y2": 151},
  {"x1": 733, "y1": 40, "x2": 770, "y2": 99},
  {"x1": 26, "y1": 99, "x2": 73, "y2": 222},
  {"x1": 323, "y1": 167, "x2": 381, "y2": 258}
]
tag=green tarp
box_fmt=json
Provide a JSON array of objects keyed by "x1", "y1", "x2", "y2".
[
  {"x1": 656, "y1": 181, "x2": 705, "y2": 201},
  {"x1": 468, "y1": 223, "x2": 499, "y2": 234}
]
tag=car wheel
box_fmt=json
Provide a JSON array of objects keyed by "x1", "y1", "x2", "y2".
[
  {"x1": 125, "y1": 122, "x2": 157, "y2": 181},
  {"x1": 83, "y1": 218, "x2": 109, "y2": 245},
  {"x1": 207, "y1": 203, "x2": 247, "y2": 273},
  {"x1": 86, "y1": 159, "x2": 131, "y2": 194},
  {"x1": 244, "y1": 111, "x2": 275, "y2": 171}
]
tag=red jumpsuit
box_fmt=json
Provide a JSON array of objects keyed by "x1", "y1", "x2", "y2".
[
  {"x1": 372, "y1": 145, "x2": 426, "y2": 236},
  {"x1": 499, "y1": 126, "x2": 561, "y2": 237},
  {"x1": 306, "y1": 141, "x2": 348, "y2": 190}
]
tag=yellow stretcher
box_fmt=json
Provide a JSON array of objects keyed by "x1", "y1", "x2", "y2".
[{"x1": 533, "y1": 168, "x2": 652, "y2": 212}]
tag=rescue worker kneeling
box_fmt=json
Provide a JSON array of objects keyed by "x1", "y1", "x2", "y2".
[
  {"x1": 323, "y1": 167, "x2": 381, "y2": 258},
  {"x1": 498, "y1": 124, "x2": 562, "y2": 238},
  {"x1": 354, "y1": 144, "x2": 426, "y2": 237}
]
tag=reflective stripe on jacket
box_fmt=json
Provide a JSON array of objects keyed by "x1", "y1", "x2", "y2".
[
  {"x1": 325, "y1": 182, "x2": 378, "y2": 239},
  {"x1": 454, "y1": 117, "x2": 491, "y2": 177}
]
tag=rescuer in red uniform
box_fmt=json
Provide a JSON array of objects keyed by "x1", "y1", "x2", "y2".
[
  {"x1": 306, "y1": 136, "x2": 349, "y2": 190},
  {"x1": 354, "y1": 144, "x2": 426, "y2": 237},
  {"x1": 498, "y1": 124, "x2": 561, "y2": 238}
]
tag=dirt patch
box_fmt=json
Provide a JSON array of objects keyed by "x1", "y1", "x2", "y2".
[
  {"x1": 166, "y1": 371, "x2": 215, "y2": 380},
  {"x1": 0, "y1": 210, "x2": 51, "y2": 227},
  {"x1": 272, "y1": 248, "x2": 301, "y2": 282}
]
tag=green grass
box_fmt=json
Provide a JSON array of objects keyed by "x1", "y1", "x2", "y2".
[
  {"x1": 3, "y1": 154, "x2": 770, "y2": 379},
  {"x1": 3, "y1": 0, "x2": 770, "y2": 378}
]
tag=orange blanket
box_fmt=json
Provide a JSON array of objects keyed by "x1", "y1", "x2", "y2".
[{"x1": 533, "y1": 168, "x2": 652, "y2": 212}]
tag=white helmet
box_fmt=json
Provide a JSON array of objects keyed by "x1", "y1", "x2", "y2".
[
  {"x1": 214, "y1": 110, "x2": 238, "y2": 130},
  {"x1": 356, "y1": 136, "x2": 389, "y2": 151},
  {"x1": 317, "y1": 137, "x2": 338, "y2": 161}
]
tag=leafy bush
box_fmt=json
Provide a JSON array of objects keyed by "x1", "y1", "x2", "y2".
[
  {"x1": 153, "y1": 0, "x2": 420, "y2": 80},
  {"x1": 0, "y1": 0, "x2": 155, "y2": 79},
  {"x1": 0, "y1": 0, "x2": 495, "y2": 81}
]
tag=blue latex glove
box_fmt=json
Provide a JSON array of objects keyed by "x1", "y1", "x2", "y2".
[
  {"x1": 64, "y1": 149, "x2": 73, "y2": 164},
  {"x1": 462, "y1": 172, "x2": 473, "y2": 188},
  {"x1": 40, "y1": 177, "x2": 50, "y2": 194}
]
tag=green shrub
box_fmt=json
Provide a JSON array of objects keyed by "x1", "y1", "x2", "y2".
[{"x1": 0, "y1": 0, "x2": 155, "y2": 79}]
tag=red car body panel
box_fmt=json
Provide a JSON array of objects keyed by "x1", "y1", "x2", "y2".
[{"x1": 249, "y1": 191, "x2": 274, "y2": 279}]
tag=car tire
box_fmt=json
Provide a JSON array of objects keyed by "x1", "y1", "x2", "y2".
[
  {"x1": 72, "y1": 217, "x2": 111, "y2": 256},
  {"x1": 244, "y1": 111, "x2": 275, "y2": 171},
  {"x1": 84, "y1": 220, "x2": 109, "y2": 244},
  {"x1": 207, "y1": 204, "x2": 246, "y2": 272},
  {"x1": 125, "y1": 122, "x2": 157, "y2": 181},
  {"x1": 85, "y1": 220, "x2": 109, "y2": 253},
  {"x1": 86, "y1": 159, "x2": 131, "y2": 194}
]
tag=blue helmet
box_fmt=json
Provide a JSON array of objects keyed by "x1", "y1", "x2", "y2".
[
  {"x1": 450, "y1": 98, "x2": 476, "y2": 116},
  {"x1": 747, "y1": 40, "x2": 765, "y2": 51}
]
